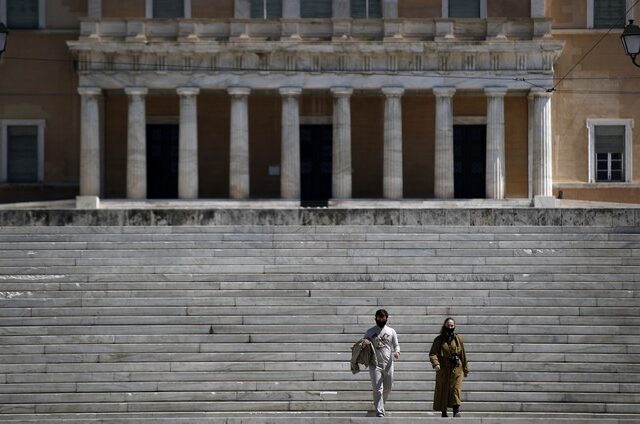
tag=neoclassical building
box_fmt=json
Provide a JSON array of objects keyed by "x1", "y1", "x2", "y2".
[{"x1": 1, "y1": 0, "x2": 638, "y2": 206}]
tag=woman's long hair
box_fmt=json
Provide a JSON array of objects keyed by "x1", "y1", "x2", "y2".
[{"x1": 439, "y1": 317, "x2": 456, "y2": 337}]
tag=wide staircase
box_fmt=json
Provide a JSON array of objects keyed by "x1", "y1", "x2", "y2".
[{"x1": 0, "y1": 209, "x2": 639, "y2": 423}]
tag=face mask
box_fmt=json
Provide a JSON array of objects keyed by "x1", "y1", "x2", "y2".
[
  {"x1": 376, "y1": 319, "x2": 387, "y2": 328},
  {"x1": 446, "y1": 327, "x2": 455, "y2": 334}
]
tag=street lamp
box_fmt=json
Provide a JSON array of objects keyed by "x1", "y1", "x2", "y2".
[
  {"x1": 621, "y1": 20, "x2": 640, "y2": 68},
  {"x1": 0, "y1": 22, "x2": 8, "y2": 58}
]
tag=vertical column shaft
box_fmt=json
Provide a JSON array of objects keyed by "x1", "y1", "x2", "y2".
[
  {"x1": 433, "y1": 87, "x2": 456, "y2": 199},
  {"x1": 177, "y1": 87, "x2": 200, "y2": 199},
  {"x1": 279, "y1": 87, "x2": 302, "y2": 199},
  {"x1": 229, "y1": 87, "x2": 251, "y2": 199},
  {"x1": 78, "y1": 87, "x2": 102, "y2": 197},
  {"x1": 531, "y1": 89, "x2": 553, "y2": 197},
  {"x1": 87, "y1": 0, "x2": 102, "y2": 17},
  {"x1": 125, "y1": 87, "x2": 148, "y2": 199},
  {"x1": 382, "y1": 87, "x2": 405, "y2": 199},
  {"x1": 331, "y1": 87, "x2": 354, "y2": 199},
  {"x1": 485, "y1": 87, "x2": 507, "y2": 200}
]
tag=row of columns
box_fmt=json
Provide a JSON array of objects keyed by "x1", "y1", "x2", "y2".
[{"x1": 78, "y1": 86, "x2": 553, "y2": 201}]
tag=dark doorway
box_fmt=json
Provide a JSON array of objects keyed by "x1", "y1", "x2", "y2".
[
  {"x1": 147, "y1": 124, "x2": 179, "y2": 199},
  {"x1": 300, "y1": 124, "x2": 332, "y2": 207},
  {"x1": 454, "y1": 125, "x2": 486, "y2": 199}
]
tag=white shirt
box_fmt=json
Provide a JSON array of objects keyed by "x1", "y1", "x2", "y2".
[{"x1": 364, "y1": 325, "x2": 400, "y2": 368}]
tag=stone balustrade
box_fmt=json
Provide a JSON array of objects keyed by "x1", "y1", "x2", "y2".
[{"x1": 79, "y1": 17, "x2": 552, "y2": 43}]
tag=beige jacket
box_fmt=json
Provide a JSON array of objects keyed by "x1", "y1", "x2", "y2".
[{"x1": 350, "y1": 338, "x2": 378, "y2": 374}]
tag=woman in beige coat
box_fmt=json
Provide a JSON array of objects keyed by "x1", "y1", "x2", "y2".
[{"x1": 429, "y1": 317, "x2": 469, "y2": 417}]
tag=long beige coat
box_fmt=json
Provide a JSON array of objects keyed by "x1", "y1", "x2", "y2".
[{"x1": 428, "y1": 334, "x2": 469, "y2": 411}]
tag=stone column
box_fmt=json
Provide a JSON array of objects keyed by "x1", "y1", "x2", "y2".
[
  {"x1": 229, "y1": 87, "x2": 251, "y2": 199},
  {"x1": 531, "y1": 88, "x2": 553, "y2": 200},
  {"x1": 433, "y1": 87, "x2": 456, "y2": 199},
  {"x1": 382, "y1": 87, "x2": 405, "y2": 199},
  {"x1": 177, "y1": 87, "x2": 200, "y2": 199},
  {"x1": 125, "y1": 87, "x2": 148, "y2": 199},
  {"x1": 280, "y1": 87, "x2": 302, "y2": 199},
  {"x1": 333, "y1": 0, "x2": 349, "y2": 18},
  {"x1": 530, "y1": 0, "x2": 545, "y2": 17},
  {"x1": 78, "y1": 87, "x2": 102, "y2": 201},
  {"x1": 331, "y1": 87, "x2": 353, "y2": 199},
  {"x1": 485, "y1": 87, "x2": 507, "y2": 200}
]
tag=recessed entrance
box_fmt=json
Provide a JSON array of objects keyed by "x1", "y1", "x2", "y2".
[
  {"x1": 454, "y1": 124, "x2": 486, "y2": 199},
  {"x1": 147, "y1": 124, "x2": 179, "y2": 199},
  {"x1": 300, "y1": 124, "x2": 332, "y2": 207}
]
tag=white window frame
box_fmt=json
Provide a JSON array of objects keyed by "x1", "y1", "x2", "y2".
[
  {"x1": 442, "y1": 0, "x2": 487, "y2": 18},
  {"x1": 145, "y1": 0, "x2": 191, "y2": 19},
  {"x1": 352, "y1": 0, "x2": 382, "y2": 19},
  {"x1": 587, "y1": 119, "x2": 633, "y2": 183},
  {"x1": 0, "y1": 119, "x2": 45, "y2": 184},
  {"x1": 587, "y1": 0, "x2": 635, "y2": 29},
  {"x1": 0, "y1": 0, "x2": 46, "y2": 29}
]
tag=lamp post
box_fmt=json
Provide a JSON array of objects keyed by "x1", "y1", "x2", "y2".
[
  {"x1": 621, "y1": 20, "x2": 640, "y2": 68},
  {"x1": 0, "y1": 22, "x2": 8, "y2": 58}
]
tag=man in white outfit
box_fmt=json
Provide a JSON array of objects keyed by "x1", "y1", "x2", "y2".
[{"x1": 363, "y1": 309, "x2": 400, "y2": 417}]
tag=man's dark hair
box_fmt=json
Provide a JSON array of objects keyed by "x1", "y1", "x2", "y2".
[{"x1": 375, "y1": 309, "x2": 389, "y2": 319}]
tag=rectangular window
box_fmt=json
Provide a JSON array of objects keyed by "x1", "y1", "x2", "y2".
[
  {"x1": 250, "y1": 0, "x2": 283, "y2": 19},
  {"x1": 448, "y1": 0, "x2": 481, "y2": 18},
  {"x1": 301, "y1": 0, "x2": 332, "y2": 18},
  {"x1": 351, "y1": 0, "x2": 382, "y2": 19},
  {"x1": 6, "y1": 0, "x2": 39, "y2": 29},
  {"x1": 153, "y1": 0, "x2": 184, "y2": 18},
  {"x1": 7, "y1": 125, "x2": 38, "y2": 183},
  {"x1": 593, "y1": 0, "x2": 627, "y2": 28},
  {"x1": 594, "y1": 125, "x2": 626, "y2": 182}
]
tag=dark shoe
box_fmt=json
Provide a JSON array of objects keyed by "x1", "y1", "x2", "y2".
[
  {"x1": 453, "y1": 412, "x2": 460, "y2": 417},
  {"x1": 376, "y1": 412, "x2": 385, "y2": 417},
  {"x1": 441, "y1": 412, "x2": 448, "y2": 417}
]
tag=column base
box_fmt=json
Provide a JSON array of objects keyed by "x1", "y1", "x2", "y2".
[
  {"x1": 76, "y1": 196, "x2": 100, "y2": 209},
  {"x1": 533, "y1": 195, "x2": 556, "y2": 208}
]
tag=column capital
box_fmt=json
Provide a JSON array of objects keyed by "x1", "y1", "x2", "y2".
[
  {"x1": 484, "y1": 86, "x2": 508, "y2": 97},
  {"x1": 228, "y1": 86, "x2": 251, "y2": 97},
  {"x1": 433, "y1": 87, "x2": 456, "y2": 97},
  {"x1": 330, "y1": 87, "x2": 354, "y2": 97},
  {"x1": 177, "y1": 87, "x2": 200, "y2": 97},
  {"x1": 279, "y1": 87, "x2": 302, "y2": 97},
  {"x1": 382, "y1": 86, "x2": 405, "y2": 97},
  {"x1": 529, "y1": 88, "x2": 554, "y2": 98},
  {"x1": 78, "y1": 86, "x2": 102, "y2": 96},
  {"x1": 125, "y1": 87, "x2": 149, "y2": 96}
]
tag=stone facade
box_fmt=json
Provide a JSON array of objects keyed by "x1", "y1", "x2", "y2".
[{"x1": 0, "y1": 1, "x2": 639, "y2": 205}]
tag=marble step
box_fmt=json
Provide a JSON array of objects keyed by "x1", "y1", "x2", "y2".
[{"x1": 0, "y1": 413, "x2": 638, "y2": 424}]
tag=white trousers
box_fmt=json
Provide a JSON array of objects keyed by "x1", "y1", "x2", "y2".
[{"x1": 369, "y1": 362, "x2": 394, "y2": 416}]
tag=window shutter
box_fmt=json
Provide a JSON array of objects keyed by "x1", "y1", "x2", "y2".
[
  {"x1": 7, "y1": 126, "x2": 38, "y2": 183},
  {"x1": 351, "y1": 0, "x2": 382, "y2": 19},
  {"x1": 595, "y1": 125, "x2": 625, "y2": 153},
  {"x1": 153, "y1": 0, "x2": 184, "y2": 18},
  {"x1": 266, "y1": 0, "x2": 283, "y2": 19},
  {"x1": 594, "y1": 0, "x2": 626, "y2": 28},
  {"x1": 7, "y1": 0, "x2": 39, "y2": 29},
  {"x1": 250, "y1": 0, "x2": 266, "y2": 18},
  {"x1": 301, "y1": 0, "x2": 332, "y2": 18},
  {"x1": 448, "y1": 0, "x2": 481, "y2": 18}
]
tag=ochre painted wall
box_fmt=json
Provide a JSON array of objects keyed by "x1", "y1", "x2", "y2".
[
  {"x1": 548, "y1": 0, "x2": 587, "y2": 29},
  {"x1": 352, "y1": 95, "x2": 384, "y2": 198},
  {"x1": 398, "y1": 0, "x2": 441, "y2": 18},
  {"x1": 0, "y1": 32, "x2": 80, "y2": 203},
  {"x1": 102, "y1": 0, "x2": 145, "y2": 18},
  {"x1": 198, "y1": 93, "x2": 230, "y2": 198},
  {"x1": 192, "y1": 0, "x2": 234, "y2": 18},
  {"x1": 488, "y1": 0, "x2": 530, "y2": 18},
  {"x1": 403, "y1": 95, "x2": 435, "y2": 198},
  {"x1": 48, "y1": 0, "x2": 86, "y2": 29},
  {"x1": 249, "y1": 94, "x2": 281, "y2": 198},
  {"x1": 504, "y1": 96, "x2": 528, "y2": 198}
]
